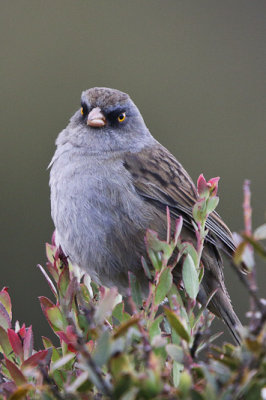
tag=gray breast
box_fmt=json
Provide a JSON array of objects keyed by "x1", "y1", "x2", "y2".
[{"x1": 49, "y1": 148, "x2": 152, "y2": 294}]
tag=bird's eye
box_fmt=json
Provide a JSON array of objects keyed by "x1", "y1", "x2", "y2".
[
  {"x1": 80, "y1": 104, "x2": 88, "y2": 116},
  {"x1": 117, "y1": 112, "x2": 126, "y2": 123}
]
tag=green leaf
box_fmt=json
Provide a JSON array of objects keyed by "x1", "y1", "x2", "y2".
[
  {"x1": 58, "y1": 267, "x2": 70, "y2": 298},
  {"x1": 141, "y1": 256, "x2": 152, "y2": 280},
  {"x1": 178, "y1": 242, "x2": 198, "y2": 267},
  {"x1": 46, "y1": 306, "x2": 65, "y2": 331},
  {"x1": 0, "y1": 326, "x2": 12, "y2": 355},
  {"x1": 182, "y1": 254, "x2": 199, "y2": 300},
  {"x1": 128, "y1": 272, "x2": 143, "y2": 307},
  {"x1": 166, "y1": 344, "x2": 184, "y2": 363},
  {"x1": 155, "y1": 268, "x2": 173, "y2": 305},
  {"x1": 149, "y1": 315, "x2": 163, "y2": 341},
  {"x1": 93, "y1": 330, "x2": 111, "y2": 367},
  {"x1": 146, "y1": 229, "x2": 173, "y2": 260},
  {"x1": 206, "y1": 196, "x2": 219, "y2": 214},
  {"x1": 164, "y1": 308, "x2": 190, "y2": 342},
  {"x1": 113, "y1": 315, "x2": 140, "y2": 339},
  {"x1": 173, "y1": 360, "x2": 184, "y2": 388}
]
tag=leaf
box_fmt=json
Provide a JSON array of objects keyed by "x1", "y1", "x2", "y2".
[
  {"x1": 21, "y1": 349, "x2": 49, "y2": 370},
  {"x1": 254, "y1": 223, "x2": 266, "y2": 240},
  {"x1": 146, "y1": 230, "x2": 173, "y2": 260},
  {"x1": 37, "y1": 264, "x2": 58, "y2": 298},
  {"x1": 178, "y1": 242, "x2": 198, "y2": 267},
  {"x1": 23, "y1": 326, "x2": 33, "y2": 360},
  {"x1": 46, "y1": 242, "x2": 56, "y2": 263},
  {"x1": 206, "y1": 196, "x2": 219, "y2": 214},
  {"x1": 166, "y1": 344, "x2": 184, "y2": 363},
  {"x1": 164, "y1": 308, "x2": 190, "y2": 342},
  {"x1": 5, "y1": 358, "x2": 27, "y2": 385},
  {"x1": 173, "y1": 360, "x2": 184, "y2": 388},
  {"x1": 58, "y1": 266, "x2": 70, "y2": 298},
  {"x1": 182, "y1": 254, "x2": 199, "y2": 300},
  {"x1": 141, "y1": 256, "x2": 152, "y2": 280},
  {"x1": 66, "y1": 371, "x2": 89, "y2": 393},
  {"x1": 192, "y1": 199, "x2": 207, "y2": 223},
  {"x1": 94, "y1": 287, "x2": 119, "y2": 324},
  {"x1": 128, "y1": 272, "x2": 142, "y2": 308},
  {"x1": 93, "y1": 330, "x2": 111, "y2": 367},
  {"x1": 113, "y1": 315, "x2": 140, "y2": 339},
  {"x1": 149, "y1": 315, "x2": 163, "y2": 341},
  {"x1": 0, "y1": 302, "x2": 11, "y2": 330},
  {"x1": 0, "y1": 288, "x2": 12, "y2": 319},
  {"x1": 0, "y1": 326, "x2": 12, "y2": 355},
  {"x1": 154, "y1": 268, "x2": 173, "y2": 305},
  {"x1": 9, "y1": 384, "x2": 34, "y2": 400},
  {"x1": 173, "y1": 216, "x2": 183, "y2": 246},
  {"x1": 46, "y1": 306, "x2": 66, "y2": 331},
  {"x1": 50, "y1": 353, "x2": 75, "y2": 372},
  {"x1": 8, "y1": 329, "x2": 24, "y2": 360}
]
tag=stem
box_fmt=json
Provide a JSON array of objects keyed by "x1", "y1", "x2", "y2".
[{"x1": 243, "y1": 180, "x2": 257, "y2": 317}]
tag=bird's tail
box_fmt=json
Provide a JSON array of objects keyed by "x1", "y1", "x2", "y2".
[{"x1": 208, "y1": 289, "x2": 242, "y2": 345}]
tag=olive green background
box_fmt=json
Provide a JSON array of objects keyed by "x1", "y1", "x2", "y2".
[{"x1": 1, "y1": 1, "x2": 265, "y2": 344}]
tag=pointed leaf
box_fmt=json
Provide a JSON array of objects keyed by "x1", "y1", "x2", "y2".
[
  {"x1": 0, "y1": 288, "x2": 12, "y2": 319},
  {"x1": 0, "y1": 303, "x2": 11, "y2": 330},
  {"x1": 58, "y1": 266, "x2": 70, "y2": 298},
  {"x1": 46, "y1": 306, "x2": 65, "y2": 331},
  {"x1": 113, "y1": 315, "x2": 140, "y2": 339},
  {"x1": 173, "y1": 217, "x2": 183, "y2": 246},
  {"x1": 93, "y1": 330, "x2": 111, "y2": 367},
  {"x1": 8, "y1": 329, "x2": 24, "y2": 360},
  {"x1": 23, "y1": 326, "x2": 33, "y2": 360},
  {"x1": 0, "y1": 326, "x2": 12, "y2": 355},
  {"x1": 46, "y1": 242, "x2": 56, "y2": 263},
  {"x1": 128, "y1": 272, "x2": 142, "y2": 308},
  {"x1": 182, "y1": 254, "x2": 199, "y2": 300},
  {"x1": 5, "y1": 358, "x2": 27, "y2": 385},
  {"x1": 164, "y1": 308, "x2": 190, "y2": 342},
  {"x1": 155, "y1": 268, "x2": 173, "y2": 305},
  {"x1": 37, "y1": 264, "x2": 58, "y2": 298},
  {"x1": 95, "y1": 287, "x2": 119, "y2": 324},
  {"x1": 141, "y1": 256, "x2": 152, "y2": 280},
  {"x1": 166, "y1": 344, "x2": 184, "y2": 363},
  {"x1": 206, "y1": 196, "x2": 219, "y2": 214},
  {"x1": 50, "y1": 353, "x2": 75, "y2": 372},
  {"x1": 9, "y1": 384, "x2": 34, "y2": 400},
  {"x1": 146, "y1": 230, "x2": 173, "y2": 260},
  {"x1": 22, "y1": 349, "x2": 49, "y2": 370}
]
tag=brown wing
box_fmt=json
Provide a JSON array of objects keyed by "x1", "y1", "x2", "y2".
[{"x1": 123, "y1": 143, "x2": 236, "y2": 257}]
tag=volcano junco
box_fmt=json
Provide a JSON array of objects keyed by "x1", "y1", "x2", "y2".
[{"x1": 49, "y1": 87, "x2": 242, "y2": 343}]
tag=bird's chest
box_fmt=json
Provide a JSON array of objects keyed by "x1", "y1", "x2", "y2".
[{"x1": 50, "y1": 154, "x2": 151, "y2": 273}]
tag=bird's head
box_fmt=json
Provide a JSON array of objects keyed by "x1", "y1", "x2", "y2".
[{"x1": 56, "y1": 87, "x2": 153, "y2": 154}]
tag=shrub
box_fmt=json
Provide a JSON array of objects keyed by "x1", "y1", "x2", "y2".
[{"x1": 0, "y1": 177, "x2": 265, "y2": 399}]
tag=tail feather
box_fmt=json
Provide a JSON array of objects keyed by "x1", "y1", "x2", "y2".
[{"x1": 208, "y1": 289, "x2": 242, "y2": 345}]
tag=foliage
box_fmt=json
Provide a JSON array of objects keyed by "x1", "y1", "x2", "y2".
[{"x1": 0, "y1": 177, "x2": 265, "y2": 399}]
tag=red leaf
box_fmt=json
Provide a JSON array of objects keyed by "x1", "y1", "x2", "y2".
[
  {"x1": 197, "y1": 174, "x2": 208, "y2": 197},
  {"x1": 5, "y1": 358, "x2": 27, "y2": 385},
  {"x1": 21, "y1": 349, "x2": 48, "y2": 370},
  {"x1": 23, "y1": 326, "x2": 33, "y2": 360},
  {"x1": 7, "y1": 329, "x2": 24, "y2": 360}
]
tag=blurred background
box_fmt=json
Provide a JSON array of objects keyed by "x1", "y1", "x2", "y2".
[{"x1": 1, "y1": 1, "x2": 265, "y2": 345}]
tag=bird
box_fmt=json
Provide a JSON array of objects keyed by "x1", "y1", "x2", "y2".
[{"x1": 49, "y1": 87, "x2": 242, "y2": 343}]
